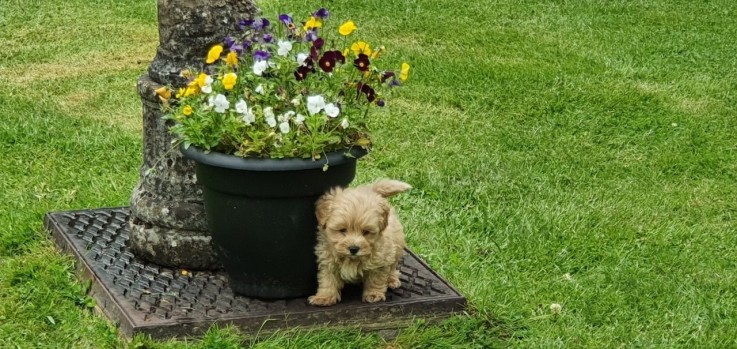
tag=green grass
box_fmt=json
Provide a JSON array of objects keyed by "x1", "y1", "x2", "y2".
[{"x1": 2, "y1": 0, "x2": 737, "y2": 347}]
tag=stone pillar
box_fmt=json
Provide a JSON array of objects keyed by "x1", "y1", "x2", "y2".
[{"x1": 129, "y1": 0, "x2": 258, "y2": 270}]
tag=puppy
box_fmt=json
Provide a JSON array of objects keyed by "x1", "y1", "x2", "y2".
[{"x1": 308, "y1": 179, "x2": 412, "y2": 306}]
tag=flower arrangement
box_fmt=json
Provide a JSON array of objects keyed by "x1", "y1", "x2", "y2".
[{"x1": 158, "y1": 8, "x2": 410, "y2": 160}]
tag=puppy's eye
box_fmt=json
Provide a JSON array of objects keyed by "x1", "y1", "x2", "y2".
[
  {"x1": 338, "y1": 228, "x2": 347, "y2": 235},
  {"x1": 362, "y1": 230, "x2": 373, "y2": 236}
]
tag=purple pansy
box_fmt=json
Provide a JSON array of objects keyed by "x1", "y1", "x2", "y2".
[
  {"x1": 254, "y1": 50, "x2": 271, "y2": 61},
  {"x1": 263, "y1": 33, "x2": 273, "y2": 43},
  {"x1": 279, "y1": 14, "x2": 293, "y2": 25},
  {"x1": 313, "y1": 8, "x2": 329, "y2": 19},
  {"x1": 239, "y1": 19, "x2": 254, "y2": 30},
  {"x1": 224, "y1": 36, "x2": 244, "y2": 53},
  {"x1": 252, "y1": 18, "x2": 270, "y2": 30},
  {"x1": 305, "y1": 29, "x2": 318, "y2": 42}
]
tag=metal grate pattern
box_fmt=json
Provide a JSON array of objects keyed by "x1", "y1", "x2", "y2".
[{"x1": 46, "y1": 208, "x2": 466, "y2": 339}]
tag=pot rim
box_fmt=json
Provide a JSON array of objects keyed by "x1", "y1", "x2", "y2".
[{"x1": 180, "y1": 144, "x2": 367, "y2": 171}]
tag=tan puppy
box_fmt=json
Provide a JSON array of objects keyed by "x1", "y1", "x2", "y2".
[{"x1": 308, "y1": 179, "x2": 412, "y2": 306}]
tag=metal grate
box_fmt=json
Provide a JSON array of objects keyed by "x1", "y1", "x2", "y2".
[{"x1": 46, "y1": 208, "x2": 466, "y2": 339}]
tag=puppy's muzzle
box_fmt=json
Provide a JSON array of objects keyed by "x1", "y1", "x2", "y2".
[{"x1": 348, "y1": 246, "x2": 360, "y2": 255}]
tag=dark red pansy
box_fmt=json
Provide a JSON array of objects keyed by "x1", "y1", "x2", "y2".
[{"x1": 353, "y1": 54, "x2": 370, "y2": 72}]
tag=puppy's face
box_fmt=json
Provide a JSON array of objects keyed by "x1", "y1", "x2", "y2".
[
  {"x1": 316, "y1": 180, "x2": 411, "y2": 259},
  {"x1": 319, "y1": 188, "x2": 388, "y2": 258}
]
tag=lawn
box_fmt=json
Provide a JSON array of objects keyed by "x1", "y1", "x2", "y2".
[{"x1": 2, "y1": 0, "x2": 737, "y2": 347}]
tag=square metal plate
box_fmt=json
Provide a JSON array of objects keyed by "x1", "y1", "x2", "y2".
[{"x1": 45, "y1": 208, "x2": 466, "y2": 339}]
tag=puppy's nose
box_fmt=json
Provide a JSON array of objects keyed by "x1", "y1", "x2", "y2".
[{"x1": 348, "y1": 246, "x2": 360, "y2": 255}]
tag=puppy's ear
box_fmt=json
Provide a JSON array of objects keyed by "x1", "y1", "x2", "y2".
[
  {"x1": 378, "y1": 201, "x2": 391, "y2": 232},
  {"x1": 315, "y1": 187, "x2": 340, "y2": 229},
  {"x1": 371, "y1": 179, "x2": 412, "y2": 198}
]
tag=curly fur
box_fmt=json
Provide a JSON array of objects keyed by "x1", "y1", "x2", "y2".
[{"x1": 308, "y1": 179, "x2": 411, "y2": 306}]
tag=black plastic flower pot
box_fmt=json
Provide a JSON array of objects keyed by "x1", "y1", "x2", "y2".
[{"x1": 181, "y1": 145, "x2": 366, "y2": 299}]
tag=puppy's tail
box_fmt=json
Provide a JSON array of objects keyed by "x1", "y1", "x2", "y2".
[{"x1": 371, "y1": 179, "x2": 412, "y2": 198}]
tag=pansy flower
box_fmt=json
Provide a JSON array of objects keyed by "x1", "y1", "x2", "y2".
[
  {"x1": 339, "y1": 21, "x2": 357, "y2": 36},
  {"x1": 206, "y1": 44, "x2": 223, "y2": 64},
  {"x1": 238, "y1": 19, "x2": 254, "y2": 30},
  {"x1": 303, "y1": 17, "x2": 322, "y2": 31},
  {"x1": 400, "y1": 62, "x2": 410, "y2": 81},
  {"x1": 305, "y1": 29, "x2": 318, "y2": 42},
  {"x1": 262, "y1": 33, "x2": 273, "y2": 43},
  {"x1": 254, "y1": 50, "x2": 271, "y2": 61},
  {"x1": 253, "y1": 60, "x2": 269, "y2": 76},
  {"x1": 252, "y1": 18, "x2": 270, "y2": 30},
  {"x1": 295, "y1": 66, "x2": 310, "y2": 80},
  {"x1": 277, "y1": 40, "x2": 293, "y2": 56},
  {"x1": 312, "y1": 38, "x2": 325, "y2": 50},
  {"x1": 279, "y1": 14, "x2": 294, "y2": 28},
  {"x1": 318, "y1": 51, "x2": 344, "y2": 73},
  {"x1": 222, "y1": 72, "x2": 237, "y2": 90},
  {"x1": 356, "y1": 82, "x2": 376, "y2": 102},
  {"x1": 225, "y1": 51, "x2": 238, "y2": 67},
  {"x1": 353, "y1": 54, "x2": 370, "y2": 72},
  {"x1": 312, "y1": 8, "x2": 329, "y2": 19},
  {"x1": 350, "y1": 41, "x2": 371, "y2": 56},
  {"x1": 381, "y1": 71, "x2": 395, "y2": 83}
]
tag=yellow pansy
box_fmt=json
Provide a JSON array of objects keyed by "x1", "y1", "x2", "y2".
[
  {"x1": 176, "y1": 88, "x2": 186, "y2": 99},
  {"x1": 351, "y1": 41, "x2": 371, "y2": 57},
  {"x1": 371, "y1": 46, "x2": 386, "y2": 59},
  {"x1": 339, "y1": 20, "x2": 357, "y2": 36},
  {"x1": 184, "y1": 87, "x2": 198, "y2": 97},
  {"x1": 222, "y1": 72, "x2": 237, "y2": 90},
  {"x1": 400, "y1": 62, "x2": 410, "y2": 81},
  {"x1": 225, "y1": 51, "x2": 239, "y2": 67},
  {"x1": 154, "y1": 86, "x2": 171, "y2": 100},
  {"x1": 182, "y1": 105, "x2": 193, "y2": 116},
  {"x1": 196, "y1": 73, "x2": 209, "y2": 87},
  {"x1": 303, "y1": 16, "x2": 323, "y2": 31},
  {"x1": 206, "y1": 44, "x2": 223, "y2": 64}
]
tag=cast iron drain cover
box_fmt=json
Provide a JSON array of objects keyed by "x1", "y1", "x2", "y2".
[{"x1": 45, "y1": 208, "x2": 466, "y2": 339}]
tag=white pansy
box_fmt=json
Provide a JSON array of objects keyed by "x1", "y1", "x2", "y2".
[
  {"x1": 324, "y1": 103, "x2": 340, "y2": 118},
  {"x1": 201, "y1": 75, "x2": 214, "y2": 94},
  {"x1": 263, "y1": 107, "x2": 275, "y2": 119},
  {"x1": 296, "y1": 53, "x2": 308, "y2": 66},
  {"x1": 291, "y1": 97, "x2": 301, "y2": 107},
  {"x1": 264, "y1": 107, "x2": 277, "y2": 127},
  {"x1": 340, "y1": 118, "x2": 349, "y2": 129},
  {"x1": 295, "y1": 113, "x2": 306, "y2": 124},
  {"x1": 279, "y1": 111, "x2": 295, "y2": 123},
  {"x1": 279, "y1": 122, "x2": 290, "y2": 134},
  {"x1": 235, "y1": 99, "x2": 248, "y2": 114},
  {"x1": 277, "y1": 40, "x2": 293, "y2": 56},
  {"x1": 266, "y1": 116, "x2": 277, "y2": 127},
  {"x1": 306, "y1": 95, "x2": 326, "y2": 115},
  {"x1": 242, "y1": 110, "x2": 256, "y2": 124},
  {"x1": 253, "y1": 60, "x2": 269, "y2": 76},
  {"x1": 255, "y1": 84, "x2": 265, "y2": 95},
  {"x1": 212, "y1": 94, "x2": 230, "y2": 113}
]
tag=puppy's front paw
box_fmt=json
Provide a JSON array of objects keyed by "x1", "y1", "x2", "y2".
[
  {"x1": 387, "y1": 275, "x2": 401, "y2": 289},
  {"x1": 362, "y1": 291, "x2": 386, "y2": 303},
  {"x1": 308, "y1": 293, "x2": 340, "y2": 306}
]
